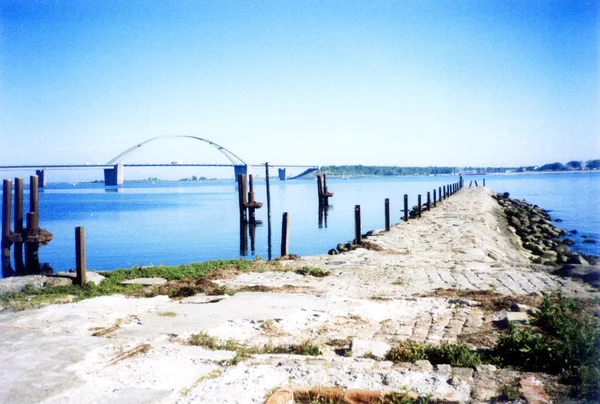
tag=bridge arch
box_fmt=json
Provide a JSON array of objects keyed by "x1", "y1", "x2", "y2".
[
  {"x1": 107, "y1": 135, "x2": 247, "y2": 166},
  {"x1": 104, "y1": 135, "x2": 248, "y2": 185}
]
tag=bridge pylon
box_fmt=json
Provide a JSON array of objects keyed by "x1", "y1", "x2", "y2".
[{"x1": 104, "y1": 164, "x2": 124, "y2": 186}]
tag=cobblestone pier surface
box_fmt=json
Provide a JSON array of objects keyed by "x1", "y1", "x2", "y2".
[{"x1": 0, "y1": 187, "x2": 596, "y2": 404}]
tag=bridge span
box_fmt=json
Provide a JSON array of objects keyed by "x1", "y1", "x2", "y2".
[{"x1": 0, "y1": 135, "x2": 317, "y2": 186}]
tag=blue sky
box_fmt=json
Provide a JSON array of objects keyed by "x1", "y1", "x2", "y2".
[{"x1": 1, "y1": 0, "x2": 598, "y2": 180}]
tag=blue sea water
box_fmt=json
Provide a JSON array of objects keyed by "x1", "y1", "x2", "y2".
[{"x1": 0, "y1": 172, "x2": 598, "y2": 274}]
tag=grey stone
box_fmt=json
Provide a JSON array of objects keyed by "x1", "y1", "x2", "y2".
[
  {"x1": 55, "y1": 271, "x2": 105, "y2": 286},
  {"x1": 350, "y1": 338, "x2": 391, "y2": 360},
  {"x1": 0, "y1": 275, "x2": 45, "y2": 294},
  {"x1": 412, "y1": 360, "x2": 433, "y2": 371},
  {"x1": 120, "y1": 277, "x2": 167, "y2": 286}
]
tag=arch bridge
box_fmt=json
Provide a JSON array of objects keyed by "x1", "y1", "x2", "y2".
[{"x1": 103, "y1": 135, "x2": 249, "y2": 185}]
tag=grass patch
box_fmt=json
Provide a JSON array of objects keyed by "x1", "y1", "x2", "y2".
[
  {"x1": 386, "y1": 341, "x2": 481, "y2": 368},
  {"x1": 157, "y1": 311, "x2": 177, "y2": 317},
  {"x1": 189, "y1": 331, "x2": 321, "y2": 364},
  {"x1": 0, "y1": 259, "x2": 264, "y2": 310},
  {"x1": 491, "y1": 292, "x2": 600, "y2": 400},
  {"x1": 295, "y1": 266, "x2": 329, "y2": 277}
]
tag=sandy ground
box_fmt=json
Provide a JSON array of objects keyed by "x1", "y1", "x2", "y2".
[{"x1": 0, "y1": 187, "x2": 596, "y2": 404}]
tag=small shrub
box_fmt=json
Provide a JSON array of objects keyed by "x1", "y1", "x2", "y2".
[
  {"x1": 295, "y1": 267, "x2": 328, "y2": 277},
  {"x1": 493, "y1": 293, "x2": 600, "y2": 401},
  {"x1": 386, "y1": 341, "x2": 480, "y2": 368}
]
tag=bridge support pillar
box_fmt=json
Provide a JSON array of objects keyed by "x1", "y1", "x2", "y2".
[
  {"x1": 104, "y1": 164, "x2": 124, "y2": 186},
  {"x1": 234, "y1": 165, "x2": 251, "y2": 182},
  {"x1": 35, "y1": 170, "x2": 47, "y2": 188},
  {"x1": 278, "y1": 168, "x2": 286, "y2": 181}
]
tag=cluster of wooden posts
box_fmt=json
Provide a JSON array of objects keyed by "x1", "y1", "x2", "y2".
[
  {"x1": 351, "y1": 177, "x2": 465, "y2": 246},
  {"x1": 1, "y1": 176, "x2": 87, "y2": 285}
]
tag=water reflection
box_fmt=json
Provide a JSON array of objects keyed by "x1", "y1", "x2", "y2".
[{"x1": 318, "y1": 204, "x2": 330, "y2": 229}]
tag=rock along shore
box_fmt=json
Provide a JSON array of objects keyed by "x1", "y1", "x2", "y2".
[{"x1": 0, "y1": 187, "x2": 598, "y2": 404}]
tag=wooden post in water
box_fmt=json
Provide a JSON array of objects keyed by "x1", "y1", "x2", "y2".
[
  {"x1": 75, "y1": 227, "x2": 86, "y2": 286},
  {"x1": 30, "y1": 175, "x2": 39, "y2": 217},
  {"x1": 426, "y1": 192, "x2": 431, "y2": 211},
  {"x1": 25, "y1": 212, "x2": 40, "y2": 273},
  {"x1": 417, "y1": 195, "x2": 422, "y2": 218},
  {"x1": 384, "y1": 198, "x2": 390, "y2": 231},
  {"x1": 433, "y1": 189, "x2": 437, "y2": 207},
  {"x1": 265, "y1": 163, "x2": 272, "y2": 261},
  {"x1": 281, "y1": 212, "x2": 289, "y2": 257},
  {"x1": 2, "y1": 179, "x2": 13, "y2": 278},
  {"x1": 403, "y1": 194, "x2": 408, "y2": 222},
  {"x1": 317, "y1": 175, "x2": 323, "y2": 205},
  {"x1": 14, "y1": 178, "x2": 24, "y2": 275},
  {"x1": 247, "y1": 174, "x2": 256, "y2": 224},
  {"x1": 237, "y1": 174, "x2": 247, "y2": 223},
  {"x1": 483, "y1": 178, "x2": 485, "y2": 187},
  {"x1": 438, "y1": 187, "x2": 442, "y2": 202},
  {"x1": 354, "y1": 205, "x2": 362, "y2": 244},
  {"x1": 475, "y1": 180, "x2": 478, "y2": 187}
]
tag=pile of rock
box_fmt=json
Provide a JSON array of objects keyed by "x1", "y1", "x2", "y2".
[{"x1": 494, "y1": 193, "x2": 575, "y2": 266}]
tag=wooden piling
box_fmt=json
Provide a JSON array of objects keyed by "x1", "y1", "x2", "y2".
[
  {"x1": 265, "y1": 163, "x2": 272, "y2": 261},
  {"x1": 354, "y1": 205, "x2": 362, "y2": 244},
  {"x1": 25, "y1": 212, "x2": 40, "y2": 273},
  {"x1": 2, "y1": 179, "x2": 13, "y2": 277},
  {"x1": 281, "y1": 212, "x2": 289, "y2": 257},
  {"x1": 247, "y1": 174, "x2": 256, "y2": 224},
  {"x1": 237, "y1": 174, "x2": 247, "y2": 223},
  {"x1": 403, "y1": 194, "x2": 408, "y2": 222},
  {"x1": 417, "y1": 195, "x2": 422, "y2": 218},
  {"x1": 433, "y1": 189, "x2": 437, "y2": 207},
  {"x1": 426, "y1": 192, "x2": 431, "y2": 211},
  {"x1": 475, "y1": 180, "x2": 478, "y2": 187},
  {"x1": 384, "y1": 198, "x2": 390, "y2": 231},
  {"x1": 483, "y1": 178, "x2": 485, "y2": 187},
  {"x1": 317, "y1": 175, "x2": 323, "y2": 204},
  {"x1": 14, "y1": 178, "x2": 24, "y2": 275},
  {"x1": 75, "y1": 226, "x2": 86, "y2": 286},
  {"x1": 30, "y1": 175, "x2": 39, "y2": 216},
  {"x1": 438, "y1": 187, "x2": 442, "y2": 202}
]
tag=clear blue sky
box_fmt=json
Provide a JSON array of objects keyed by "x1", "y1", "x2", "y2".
[{"x1": 1, "y1": 0, "x2": 598, "y2": 180}]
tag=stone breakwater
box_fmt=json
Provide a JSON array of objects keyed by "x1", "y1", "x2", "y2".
[
  {"x1": 0, "y1": 187, "x2": 598, "y2": 404},
  {"x1": 494, "y1": 192, "x2": 600, "y2": 287}
]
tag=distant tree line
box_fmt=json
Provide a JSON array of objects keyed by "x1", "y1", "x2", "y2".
[
  {"x1": 320, "y1": 159, "x2": 600, "y2": 177},
  {"x1": 320, "y1": 165, "x2": 456, "y2": 176},
  {"x1": 536, "y1": 159, "x2": 600, "y2": 171}
]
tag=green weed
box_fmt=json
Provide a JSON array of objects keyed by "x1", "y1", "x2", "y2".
[
  {"x1": 493, "y1": 292, "x2": 600, "y2": 400},
  {"x1": 386, "y1": 341, "x2": 480, "y2": 368}
]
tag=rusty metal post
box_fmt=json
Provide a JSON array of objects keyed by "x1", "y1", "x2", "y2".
[
  {"x1": 433, "y1": 189, "x2": 437, "y2": 207},
  {"x1": 14, "y1": 178, "x2": 25, "y2": 275},
  {"x1": 427, "y1": 192, "x2": 431, "y2": 211},
  {"x1": 384, "y1": 198, "x2": 390, "y2": 231},
  {"x1": 417, "y1": 195, "x2": 422, "y2": 218},
  {"x1": 403, "y1": 194, "x2": 408, "y2": 222},
  {"x1": 2, "y1": 179, "x2": 14, "y2": 278},
  {"x1": 354, "y1": 205, "x2": 362, "y2": 244},
  {"x1": 75, "y1": 226, "x2": 86, "y2": 286},
  {"x1": 281, "y1": 212, "x2": 289, "y2": 257}
]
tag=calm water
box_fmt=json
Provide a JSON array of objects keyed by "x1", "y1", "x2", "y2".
[{"x1": 1, "y1": 172, "x2": 598, "y2": 273}]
